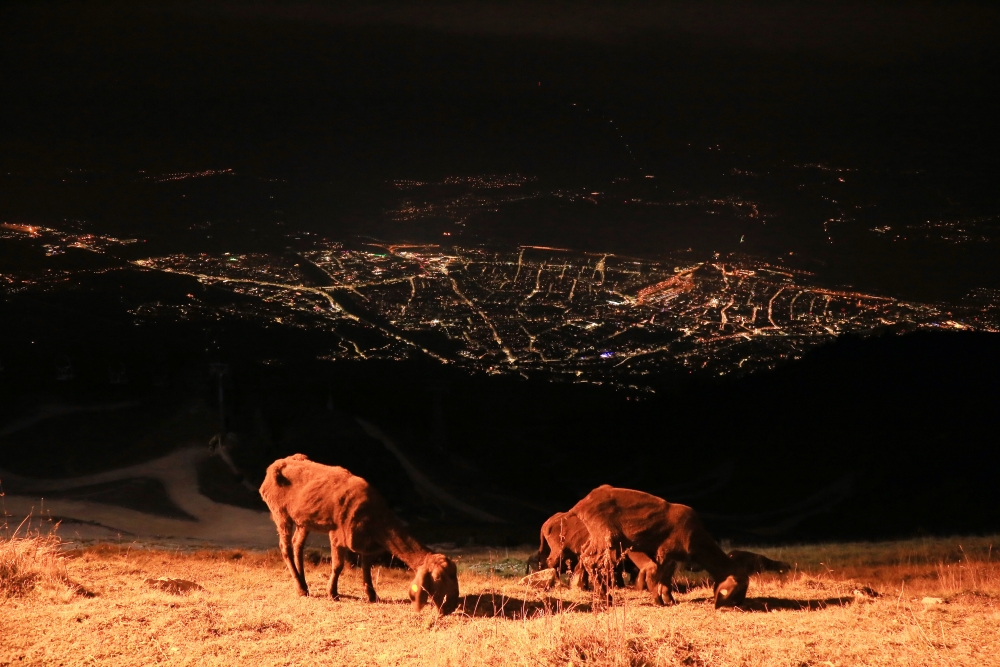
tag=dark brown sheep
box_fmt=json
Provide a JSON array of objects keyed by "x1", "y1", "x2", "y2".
[
  {"x1": 532, "y1": 510, "x2": 637, "y2": 589},
  {"x1": 572, "y1": 485, "x2": 748, "y2": 608},
  {"x1": 532, "y1": 511, "x2": 589, "y2": 576},
  {"x1": 633, "y1": 548, "x2": 793, "y2": 593},
  {"x1": 727, "y1": 549, "x2": 792, "y2": 575},
  {"x1": 258, "y1": 454, "x2": 459, "y2": 615}
]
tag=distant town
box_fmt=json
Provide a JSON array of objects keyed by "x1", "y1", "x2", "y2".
[{"x1": 6, "y1": 220, "x2": 997, "y2": 392}]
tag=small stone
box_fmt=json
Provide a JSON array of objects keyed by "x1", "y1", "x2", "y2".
[
  {"x1": 852, "y1": 586, "x2": 880, "y2": 600},
  {"x1": 518, "y1": 568, "x2": 558, "y2": 589},
  {"x1": 146, "y1": 577, "x2": 204, "y2": 594}
]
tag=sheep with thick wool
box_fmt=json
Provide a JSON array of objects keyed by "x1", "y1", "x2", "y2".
[{"x1": 259, "y1": 454, "x2": 459, "y2": 615}]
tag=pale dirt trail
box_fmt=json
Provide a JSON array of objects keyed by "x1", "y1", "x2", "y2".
[{"x1": 1, "y1": 447, "x2": 278, "y2": 547}]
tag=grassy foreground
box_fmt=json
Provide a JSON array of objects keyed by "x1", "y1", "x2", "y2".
[{"x1": 2, "y1": 534, "x2": 999, "y2": 666}]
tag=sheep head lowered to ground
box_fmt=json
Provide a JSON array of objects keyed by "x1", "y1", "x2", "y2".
[
  {"x1": 409, "y1": 553, "x2": 459, "y2": 613},
  {"x1": 259, "y1": 454, "x2": 459, "y2": 615},
  {"x1": 572, "y1": 485, "x2": 749, "y2": 608}
]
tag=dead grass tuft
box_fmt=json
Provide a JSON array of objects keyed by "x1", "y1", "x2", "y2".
[
  {"x1": 543, "y1": 610, "x2": 661, "y2": 667},
  {"x1": 0, "y1": 535, "x2": 52, "y2": 598},
  {"x1": 237, "y1": 618, "x2": 293, "y2": 634},
  {"x1": 0, "y1": 523, "x2": 88, "y2": 600}
]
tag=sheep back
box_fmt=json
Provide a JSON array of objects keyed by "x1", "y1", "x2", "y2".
[
  {"x1": 259, "y1": 454, "x2": 399, "y2": 554},
  {"x1": 572, "y1": 485, "x2": 706, "y2": 562}
]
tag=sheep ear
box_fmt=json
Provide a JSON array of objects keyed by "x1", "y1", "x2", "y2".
[
  {"x1": 422, "y1": 571, "x2": 435, "y2": 607},
  {"x1": 440, "y1": 558, "x2": 458, "y2": 585},
  {"x1": 429, "y1": 559, "x2": 457, "y2": 610},
  {"x1": 410, "y1": 568, "x2": 431, "y2": 611}
]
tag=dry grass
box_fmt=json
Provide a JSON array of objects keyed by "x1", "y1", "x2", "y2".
[
  {"x1": 2, "y1": 535, "x2": 999, "y2": 666},
  {"x1": 0, "y1": 521, "x2": 86, "y2": 601}
]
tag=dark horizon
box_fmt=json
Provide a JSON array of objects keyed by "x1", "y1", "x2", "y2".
[{"x1": 4, "y1": 2, "x2": 999, "y2": 175}]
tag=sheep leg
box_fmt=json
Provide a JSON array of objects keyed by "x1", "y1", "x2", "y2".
[
  {"x1": 627, "y1": 551, "x2": 673, "y2": 604},
  {"x1": 652, "y1": 561, "x2": 677, "y2": 606},
  {"x1": 277, "y1": 520, "x2": 309, "y2": 596},
  {"x1": 613, "y1": 560, "x2": 627, "y2": 589},
  {"x1": 582, "y1": 552, "x2": 614, "y2": 605},
  {"x1": 566, "y1": 553, "x2": 582, "y2": 584},
  {"x1": 291, "y1": 526, "x2": 310, "y2": 596},
  {"x1": 359, "y1": 554, "x2": 379, "y2": 602},
  {"x1": 556, "y1": 549, "x2": 571, "y2": 576},
  {"x1": 626, "y1": 551, "x2": 654, "y2": 593},
  {"x1": 570, "y1": 561, "x2": 589, "y2": 590},
  {"x1": 328, "y1": 543, "x2": 348, "y2": 599}
]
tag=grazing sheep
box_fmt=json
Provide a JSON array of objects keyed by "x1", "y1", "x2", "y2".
[
  {"x1": 634, "y1": 548, "x2": 792, "y2": 592},
  {"x1": 258, "y1": 454, "x2": 459, "y2": 615},
  {"x1": 572, "y1": 485, "x2": 749, "y2": 608},
  {"x1": 532, "y1": 510, "x2": 637, "y2": 589}
]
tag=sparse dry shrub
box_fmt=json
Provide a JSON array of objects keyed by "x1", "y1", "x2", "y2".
[
  {"x1": 0, "y1": 532, "x2": 68, "y2": 598},
  {"x1": 934, "y1": 545, "x2": 1000, "y2": 600},
  {"x1": 527, "y1": 604, "x2": 713, "y2": 667},
  {"x1": 546, "y1": 616, "x2": 658, "y2": 667}
]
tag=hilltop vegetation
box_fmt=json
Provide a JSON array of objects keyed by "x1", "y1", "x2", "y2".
[{"x1": 2, "y1": 535, "x2": 999, "y2": 666}]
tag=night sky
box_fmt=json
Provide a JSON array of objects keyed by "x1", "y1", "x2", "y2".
[{"x1": 4, "y1": 3, "x2": 999, "y2": 181}]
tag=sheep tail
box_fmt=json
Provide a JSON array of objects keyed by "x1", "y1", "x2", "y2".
[
  {"x1": 530, "y1": 531, "x2": 550, "y2": 573},
  {"x1": 272, "y1": 454, "x2": 308, "y2": 488}
]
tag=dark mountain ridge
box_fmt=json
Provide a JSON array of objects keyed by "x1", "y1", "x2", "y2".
[{"x1": 2, "y1": 316, "x2": 997, "y2": 543}]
